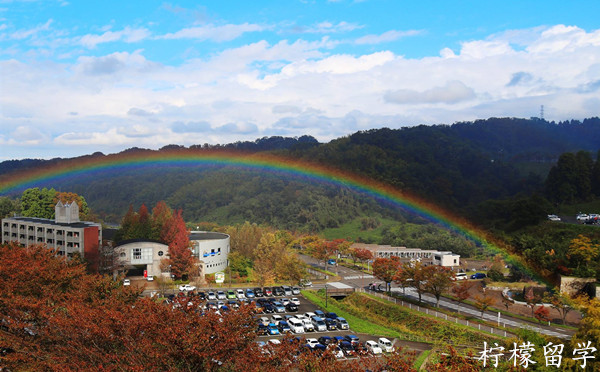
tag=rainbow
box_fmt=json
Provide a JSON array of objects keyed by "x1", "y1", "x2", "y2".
[{"x1": 0, "y1": 149, "x2": 542, "y2": 282}]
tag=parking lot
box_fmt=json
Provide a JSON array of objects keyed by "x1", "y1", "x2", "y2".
[{"x1": 152, "y1": 285, "x2": 397, "y2": 358}]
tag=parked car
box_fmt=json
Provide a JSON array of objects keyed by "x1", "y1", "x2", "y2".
[
  {"x1": 262, "y1": 303, "x2": 275, "y2": 314},
  {"x1": 285, "y1": 303, "x2": 298, "y2": 312},
  {"x1": 179, "y1": 284, "x2": 196, "y2": 292},
  {"x1": 290, "y1": 297, "x2": 301, "y2": 306},
  {"x1": 146, "y1": 276, "x2": 154, "y2": 281},
  {"x1": 288, "y1": 318, "x2": 305, "y2": 334},
  {"x1": 306, "y1": 338, "x2": 319, "y2": 348},
  {"x1": 325, "y1": 312, "x2": 338, "y2": 320},
  {"x1": 547, "y1": 214, "x2": 561, "y2": 221},
  {"x1": 336, "y1": 317, "x2": 349, "y2": 330},
  {"x1": 299, "y1": 279, "x2": 312, "y2": 287},
  {"x1": 245, "y1": 289, "x2": 255, "y2": 298},
  {"x1": 271, "y1": 314, "x2": 283, "y2": 325},
  {"x1": 325, "y1": 318, "x2": 337, "y2": 331},
  {"x1": 123, "y1": 279, "x2": 130, "y2": 286},
  {"x1": 217, "y1": 291, "x2": 226, "y2": 300},
  {"x1": 273, "y1": 301, "x2": 286, "y2": 313},
  {"x1": 273, "y1": 287, "x2": 284, "y2": 296},
  {"x1": 280, "y1": 298, "x2": 290, "y2": 306},
  {"x1": 278, "y1": 320, "x2": 291, "y2": 333},
  {"x1": 207, "y1": 291, "x2": 216, "y2": 300},
  {"x1": 311, "y1": 316, "x2": 327, "y2": 332},
  {"x1": 254, "y1": 287, "x2": 264, "y2": 297},
  {"x1": 339, "y1": 341, "x2": 356, "y2": 357},
  {"x1": 267, "y1": 323, "x2": 280, "y2": 336},
  {"x1": 236, "y1": 289, "x2": 245, "y2": 299},
  {"x1": 226, "y1": 290, "x2": 236, "y2": 299},
  {"x1": 453, "y1": 273, "x2": 467, "y2": 281},
  {"x1": 378, "y1": 337, "x2": 394, "y2": 353},
  {"x1": 301, "y1": 318, "x2": 314, "y2": 332},
  {"x1": 344, "y1": 334, "x2": 360, "y2": 346},
  {"x1": 318, "y1": 336, "x2": 333, "y2": 345},
  {"x1": 471, "y1": 273, "x2": 487, "y2": 279},
  {"x1": 327, "y1": 259, "x2": 336, "y2": 266},
  {"x1": 314, "y1": 310, "x2": 326, "y2": 318},
  {"x1": 576, "y1": 213, "x2": 590, "y2": 222},
  {"x1": 263, "y1": 287, "x2": 273, "y2": 296},
  {"x1": 291, "y1": 287, "x2": 301, "y2": 295},
  {"x1": 365, "y1": 340, "x2": 383, "y2": 354}
]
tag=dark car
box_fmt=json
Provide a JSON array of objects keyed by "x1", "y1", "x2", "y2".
[
  {"x1": 471, "y1": 273, "x2": 487, "y2": 279},
  {"x1": 325, "y1": 312, "x2": 338, "y2": 320},
  {"x1": 197, "y1": 292, "x2": 206, "y2": 300},
  {"x1": 257, "y1": 323, "x2": 268, "y2": 336},
  {"x1": 325, "y1": 318, "x2": 337, "y2": 331},
  {"x1": 339, "y1": 341, "x2": 356, "y2": 357},
  {"x1": 285, "y1": 303, "x2": 298, "y2": 312},
  {"x1": 318, "y1": 336, "x2": 333, "y2": 346},
  {"x1": 273, "y1": 286, "x2": 284, "y2": 296},
  {"x1": 254, "y1": 287, "x2": 264, "y2": 297},
  {"x1": 278, "y1": 320, "x2": 291, "y2": 333},
  {"x1": 344, "y1": 334, "x2": 360, "y2": 346},
  {"x1": 263, "y1": 303, "x2": 275, "y2": 313}
]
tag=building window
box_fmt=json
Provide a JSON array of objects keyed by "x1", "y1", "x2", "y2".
[
  {"x1": 120, "y1": 252, "x2": 126, "y2": 258},
  {"x1": 158, "y1": 251, "x2": 164, "y2": 256},
  {"x1": 131, "y1": 247, "x2": 152, "y2": 263}
]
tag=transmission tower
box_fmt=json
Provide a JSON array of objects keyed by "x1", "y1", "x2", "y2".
[{"x1": 540, "y1": 105, "x2": 544, "y2": 120}]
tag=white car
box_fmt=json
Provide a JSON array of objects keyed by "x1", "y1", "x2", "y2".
[
  {"x1": 576, "y1": 213, "x2": 589, "y2": 221},
  {"x1": 271, "y1": 315, "x2": 283, "y2": 325},
  {"x1": 306, "y1": 338, "x2": 319, "y2": 348},
  {"x1": 290, "y1": 298, "x2": 301, "y2": 306},
  {"x1": 179, "y1": 284, "x2": 196, "y2": 292},
  {"x1": 378, "y1": 337, "x2": 394, "y2": 353},
  {"x1": 365, "y1": 340, "x2": 383, "y2": 354},
  {"x1": 236, "y1": 289, "x2": 245, "y2": 299},
  {"x1": 453, "y1": 273, "x2": 467, "y2": 281},
  {"x1": 288, "y1": 318, "x2": 305, "y2": 334},
  {"x1": 123, "y1": 279, "x2": 131, "y2": 286},
  {"x1": 547, "y1": 214, "x2": 561, "y2": 221}
]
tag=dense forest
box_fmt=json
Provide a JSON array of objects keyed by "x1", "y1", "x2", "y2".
[{"x1": 1, "y1": 117, "x2": 600, "y2": 271}]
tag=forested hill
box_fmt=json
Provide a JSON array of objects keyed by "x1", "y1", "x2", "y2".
[{"x1": 1, "y1": 117, "x2": 599, "y2": 229}]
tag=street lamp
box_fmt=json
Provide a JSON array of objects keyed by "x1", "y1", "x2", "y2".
[{"x1": 325, "y1": 284, "x2": 328, "y2": 309}]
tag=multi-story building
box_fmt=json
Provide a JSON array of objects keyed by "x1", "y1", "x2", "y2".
[{"x1": 1, "y1": 201, "x2": 102, "y2": 262}]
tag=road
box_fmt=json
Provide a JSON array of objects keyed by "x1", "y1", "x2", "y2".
[{"x1": 299, "y1": 254, "x2": 576, "y2": 340}]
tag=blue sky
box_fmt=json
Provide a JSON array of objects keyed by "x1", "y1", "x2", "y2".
[{"x1": 1, "y1": 1, "x2": 600, "y2": 159}]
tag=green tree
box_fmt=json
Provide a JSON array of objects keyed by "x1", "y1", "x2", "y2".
[
  {"x1": 20, "y1": 187, "x2": 57, "y2": 219},
  {"x1": 0, "y1": 197, "x2": 19, "y2": 218}
]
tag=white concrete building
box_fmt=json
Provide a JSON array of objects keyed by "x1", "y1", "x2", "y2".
[
  {"x1": 351, "y1": 243, "x2": 460, "y2": 267},
  {"x1": 115, "y1": 231, "x2": 230, "y2": 278}
]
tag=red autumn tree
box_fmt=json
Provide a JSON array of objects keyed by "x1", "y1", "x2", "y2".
[
  {"x1": 452, "y1": 280, "x2": 475, "y2": 314},
  {"x1": 352, "y1": 248, "x2": 373, "y2": 266},
  {"x1": 534, "y1": 305, "x2": 551, "y2": 323},
  {"x1": 423, "y1": 265, "x2": 455, "y2": 308},
  {"x1": 372, "y1": 256, "x2": 401, "y2": 293},
  {"x1": 161, "y1": 209, "x2": 196, "y2": 279},
  {"x1": 0, "y1": 242, "x2": 419, "y2": 371}
]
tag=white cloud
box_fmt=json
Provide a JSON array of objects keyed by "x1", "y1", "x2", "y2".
[
  {"x1": 9, "y1": 19, "x2": 52, "y2": 40},
  {"x1": 355, "y1": 29, "x2": 421, "y2": 45},
  {"x1": 78, "y1": 26, "x2": 150, "y2": 48},
  {"x1": 158, "y1": 23, "x2": 264, "y2": 41},
  {"x1": 3, "y1": 24, "x2": 600, "y2": 158},
  {"x1": 385, "y1": 81, "x2": 476, "y2": 104}
]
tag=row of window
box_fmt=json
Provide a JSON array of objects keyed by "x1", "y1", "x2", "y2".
[{"x1": 3, "y1": 223, "x2": 80, "y2": 237}]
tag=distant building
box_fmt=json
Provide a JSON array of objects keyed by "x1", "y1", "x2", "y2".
[
  {"x1": 351, "y1": 243, "x2": 460, "y2": 267},
  {"x1": 1, "y1": 201, "x2": 102, "y2": 265},
  {"x1": 114, "y1": 231, "x2": 230, "y2": 278}
]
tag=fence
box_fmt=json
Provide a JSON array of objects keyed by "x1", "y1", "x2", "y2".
[{"x1": 356, "y1": 288, "x2": 516, "y2": 339}]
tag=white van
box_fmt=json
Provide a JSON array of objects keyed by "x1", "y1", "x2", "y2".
[
  {"x1": 454, "y1": 273, "x2": 467, "y2": 281},
  {"x1": 378, "y1": 337, "x2": 394, "y2": 353},
  {"x1": 288, "y1": 318, "x2": 305, "y2": 334}
]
